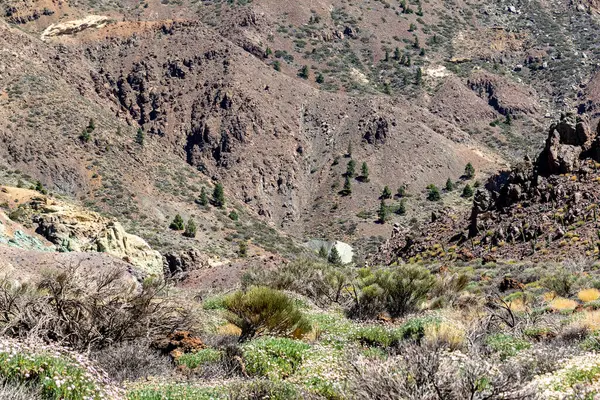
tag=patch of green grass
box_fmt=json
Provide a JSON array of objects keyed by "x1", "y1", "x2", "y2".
[
  {"x1": 127, "y1": 383, "x2": 226, "y2": 400},
  {"x1": 176, "y1": 348, "x2": 222, "y2": 369},
  {"x1": 242, "y1": 337, "x2": 310, "y2": 380},
  {"x1": 486, "y1": 333, "x2": 531, "y2": 359}
]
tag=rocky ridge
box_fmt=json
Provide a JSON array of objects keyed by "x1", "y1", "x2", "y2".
[{"x1": 378, "y1": 113, "x2": 600, "y2": 264}]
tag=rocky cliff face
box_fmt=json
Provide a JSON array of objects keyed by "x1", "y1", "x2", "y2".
[{"x1": 0, "y1": 189, "x2": 163, "y2": 276}]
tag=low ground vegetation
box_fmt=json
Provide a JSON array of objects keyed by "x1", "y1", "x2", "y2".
[{"x1": 1, "y1": 258, "x2": 600, "y2": 398}]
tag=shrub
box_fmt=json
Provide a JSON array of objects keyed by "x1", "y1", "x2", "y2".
[
  {"x1": 298, "y1": 65, "x2": 309, "y2": 79},
  {"x1": 177, "y1": 348, "x2": 222, "y2": 370},
  {"x1": 352, "y1": 326, "x2": 401, "y2": 348},
  {"x1": 248, "y1": 259, "x2": 353, "y2": 308},
  {"x1": 229, "y1": 211, "x2": 239, "y2": 221},
  {"x1": 485, "y1": 333, "x2": 531, "y2": 359},
  {"x1": 170, "y1": 214, "x2": 184, "y2": 230},
  {"x1": 542, "y1": 268, "x2": 577, "y2": 297},
  {"x1": 346, "y1": 159, "x2": 356, "y2": 177},
  {"x1": 352, "y1": 265, "x2": 435, "y2": 319},
  {"x1": 578, "y1": 288, "x2": 600, "y2": 302},
  {"x1": 183, "y1": 218, "x2": 197, "y2": 238},
  {"x1": 381, "y1": 186, "x2": 392, "y2": 199},
  {"x1": 462, "y1": 184, "x2": 474, "y2": 198},
  {"x1": 0, "y1": 268, "x2": 193, "y2": 350},
  {"x1": 241, "y1": 337, "x2": 310, "y2": 379},
  {"x1": 93, "y1": 340, "x2": 172, "y2": 383},
  {"x1": 0, "y1": 380, "x2": 42, "y2": 400},
  {"x1": 223, "y1": 287, "x2": 312, "y2": 342},
  {"x1": 426, "y1": 184, "x2": 441, "y2": 201}
]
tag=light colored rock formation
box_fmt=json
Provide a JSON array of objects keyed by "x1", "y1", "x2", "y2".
[
  {"x1": 41, "y1": 16, "x2": 111, "y2": 41},
  {"x1": 305, "y1": 239, "x2": 354, "y2": 264}
]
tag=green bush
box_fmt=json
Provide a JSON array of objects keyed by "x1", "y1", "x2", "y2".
[
  {"x1": 352, "y1": 326, "x2": 401, "y2": 348},
  {"x1": 224, "y1": 287, "x2": 312, "y2": 342},
  {"x1": 169, "y1": 214, "x2": 184, "y2": 230},
  {"x1": 242, "y1": 337, "x2": 310, "y2": 379},
  {"x1": 486, "y1": 333, "x2": 531, "y2": 359},
  {"x1": 541, "y1": 268, "x2": 577, "y2": 297},
  {"x1": 352, "y1": 265, "x2": 435, "y2": 318},
  {"x1": 177, "y1": 349, "x2": 222, "y2": 370}
]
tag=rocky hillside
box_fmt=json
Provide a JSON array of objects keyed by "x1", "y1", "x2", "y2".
[
  {"x1": 3, "y1": 0, "x2": 600, "y2": 267},
  {"x1": 378, "y1": 113, "x2": 600, "y2": 264}
]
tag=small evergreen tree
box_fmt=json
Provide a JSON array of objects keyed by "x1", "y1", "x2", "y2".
[
  {"x1": 346, "y1": 159, "x2": 356, "y2": 177},
  {"x1": 34, "y1": 181, "x2": 47, "y2": 195},
  {"x1": 79, "y1": 129, "x2": 91, "y2": 143},
  {"x1": 346, "y1": 141, "x2": 353, "y2": 158},
  {"x1": 409, "y1": 23, "x2": 417, "y2": 32},
  {"x1": 298, "y1": 65, "x2": 310, "y2": 79},
  {"x1": 136, "y1": 128, "x2": 145, "y2": 145},
  {"x1": 328, "y1": 246, "x2": 343, "y2": 265},
  {"x1": 318, "y1": 245, "x2": 328, "y2": 259},
  {"x1": 419, "y1": 47, "x2": 425, "y2": 57},
  {"x1": 360, "y1": 162, "x2": 369, "y2": 182},
  {"x1": 462, "y1": 184, "x2": 474, "y2": 198},
  {"x1": 394, "y1": 47, "x2": 401, "y2": 61},
  {"x1": 427, "y1": 184, "x2": 441, "y2": 201},
  {"x1": 464, "y1": 162, "x2": 475, "y2": 179},
  {"x1": 384, "y1": 49, "x2": 390, "y2": 62},
  {"x1": 316, "y1": 73, "x2": 324, "y2": 84},
  {"x1": 342, "y1": 175, "x2": 352, "y2": 196},
  {"x1": 87, "y1": 118, "x2": 95, "y2": 132},
  {"x1": 229, "y1": 211, "x2": 239, "y2": 221},
  {"x1": 382, "y1": 186, "x2": 392, "y2": 199},
  {"x1": 199, "y1": 187, "x2": 209, "y2": 206},
  {"x1": 170, "y1": 214, "x2": 184, "y2": 230},
  {"x1": 445, "y1": 178, "x2": 454, "y2": 191},
  {"x1": 265, "y1": 47, "x2": 273, "y2": 57},
  {"x1": 378, "y1": 199, "x2": 388, "y2": 223},
  {"x1": 397, "y1": 185, "x2": 406, "y2": 197},
  {"x1": 183, "y1": 218, "x2": 197, "y2": 238},
  {"x1": 413, "y1": 35, "x2": 420, "y2": 48},
  {"x1": 415, "y1": 68, "x2": 423, "y2": 85},
  {"x1": 213, "y1": 183, "x2": 225, "y2": 208},
  {"x1": 396, "y1": 199, "x2": 406, "y2": 215},
  {"x1": 273, "y1": 61, "x2": 281, "y2": 71}
]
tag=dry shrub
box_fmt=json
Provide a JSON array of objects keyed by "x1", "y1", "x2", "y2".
[
  {"x1": 578, "y1": 288, "x2": 600, "y2": 303},
  {"x1": 92, "y1": 340, "x2": 173, "y2": 383},
  {"x1": 348, "y1": 342, "x2": 537, "y2": 400},
  {"x1": 423, "y1": 321, "x2": 466, "y2": 351},
  {"x1": 549, "y1": 297, "x2": 579, "y2": 311},
  {"x1": 0, "y1": 379, "x2": 42, "y2": 400},
  {"x1": 0, "y1": 266, "x2": 194, "y2": 350}
]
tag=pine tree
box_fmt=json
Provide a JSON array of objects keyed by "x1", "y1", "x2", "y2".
[
  {"x1": 464, "y1": 162, "x2": 475, "y2": 179},
  {"x1": 328, "y1": 245, "x2": 342, "y2": 265},
  {"x1": 316, "y1": 73, "x2": 325, "y2": 84},
  {"x1": 360, "y1": 162, "x2": 370, "y2": 182},
  {"x1": 397, "y1": 185, "x2": 406, "y2": 198},
  {"x1": 136, "y1": 128, "x2": 145, "y2": 145},
  {"x1": 427, "y1": 184, "x2": 441, "y2": 201},
  {"x1": 445, "y1": 178, "x2": 454, "y2": 191},
  {"x1": 170, "y1": 214, "x2": 184, "y2": 230},
  {"x1": 396, "y1": 199, "x2": 406, "y2": 215},
  {"x1": 382, "y1": 186, "x2": 392, "y2": 199},
  {"x1": 394, "y1": 47, "x2": 401, "y2": 61},
  {"x1": 298, "y1": 65, "x2": 309, "y2": 79},
  {"x1": 342, "y1": 175, "x2": 352, "y2": 196},
  {"x1": 183, "y1": 218, "x2": 197, "y2": 238},
  {"x1": 462, "y1": 184, "x2": 474, "y2": 198},
  {"x1": 273, "y1": 61, "x2": 281, "y2": 71},
  {"x1": 505, "y1": 113, "x2": 512, "y2": 125},
  {"x1": 415, "y1": 68, "x2": 423, "y2": 85},
  {"x1": 413, "y1": 35, "x2": 420, "y2": 48},
  {"x1": 346, "y1": 141, "x2": 353, "y2": 158},
  {"x1": 212, "y1": 183, "x2": 226, "y2": 208},
  {"x1": 384, "y1": 49, "x2": 390, "y2": 62},
  {"x1": 318, "y1": 245, "x2": 328, "y2": 259},
  {"x1": 346, "y1": 159, "x2": 356, "y2": 177},
  {"x1": 199, "y1": 187, "x2": 209, "y2": 206},
  {"x1": 87, "y1": 118, "x2": 95, "y2": 132},
  {"x1": 378, "y1": 199, "x2": 388, "y2": 223}
]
